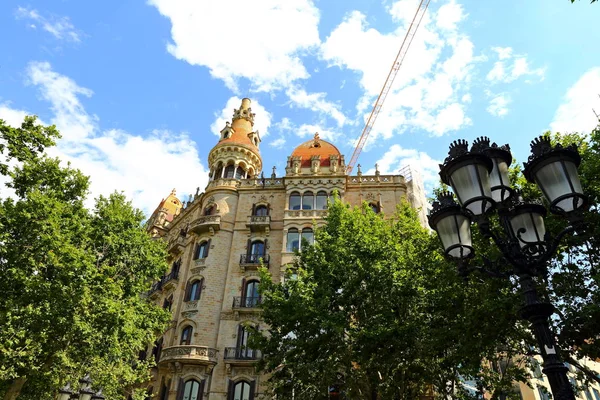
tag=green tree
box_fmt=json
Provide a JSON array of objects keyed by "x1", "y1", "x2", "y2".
[
  {"x1": 253, "y1": 198, "x2": 526, "y2": 399},
  {"x1": 0, "y1": 117, "x2": 170, "y2": 399},
  {"x1": 571, "y1": 0, "x2": 597, "y2": 3}
]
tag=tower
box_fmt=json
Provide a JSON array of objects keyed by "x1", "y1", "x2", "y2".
[{"x1": 208, "y1": 98, "x2": 262, "y2": 183}]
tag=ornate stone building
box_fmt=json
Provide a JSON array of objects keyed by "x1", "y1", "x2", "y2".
[{"x1": 144, "y1": 98, "x2": 427, "y2": 400}]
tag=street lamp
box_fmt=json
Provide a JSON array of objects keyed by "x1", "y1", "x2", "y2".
[
  {"x1": 429, "y1": 136, "x2": 588, "y2": 400},
  {"x1": 57, "y1": 376, "x2": 104, "y2": 400}
]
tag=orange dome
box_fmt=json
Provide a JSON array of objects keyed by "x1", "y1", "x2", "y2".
[{"x1": 291, "y1": 133, "x2": 341, "y2": 167}]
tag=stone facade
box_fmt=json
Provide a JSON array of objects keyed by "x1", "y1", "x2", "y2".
[{"x1": 145, "y1": 99, "x2": 428, "y2": 400}]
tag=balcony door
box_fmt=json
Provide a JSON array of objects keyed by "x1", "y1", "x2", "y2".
[
  {"x1": 236, "y1": 325, "x2": 255, "y2": 359},
  {"x1": 243, "y1": 280, "x2": 260, "y2": 308}
]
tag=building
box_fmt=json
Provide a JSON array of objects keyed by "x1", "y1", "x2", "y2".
[{"x1": 144, "y1": 98, "x2": 427, "y2": 400}]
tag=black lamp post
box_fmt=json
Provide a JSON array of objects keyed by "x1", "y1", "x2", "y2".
[
  {"x1": 57, "y1": 375, "x2": 105, "y2": 400},
  {"x1": 429, "y1": 136, "x2": 588, "y2": 400}
]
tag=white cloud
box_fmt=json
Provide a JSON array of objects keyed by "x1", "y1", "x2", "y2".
[
  {"x1": 269, "y1": 137, "x2": 286, "y2": 149},
  {"x1": 285, "y1": 86, "x2": 347, "y2": 127},
  {"x1": 321, "y1": 0, "x2": 476, "y2": 139},
  {"x1": 296, "y1": 123, "x2": 340, "y2": 142},
  {"x1": 550, "y1": 67, "x2": 600, "y2": 133},
  {"x1": 2, "y1": 61, "x2": 209, "y2": 215},
  {"x1": 486, "y1": 47, "x2": 545, "y2": 84},
  {"x1": 486, "y1": 92, "x2": 511, "y2": 117},
  {"x1": 149, "y1": 0, "x2": 320, "y2": 92},
  {"x1": 366, "y1": 144, "x2": 441, "y2": 193},
  {"x1": 15, "y1": 7, "x2": 81, "y2": 42},
  {"x1": 210, "y1": 96, "x2": 272, "y2": 138}
]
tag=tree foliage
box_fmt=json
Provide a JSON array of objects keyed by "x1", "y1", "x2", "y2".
[
  {"x1": 0, "y1": 117, "x2": 170, "y2": 399},
  {"x1": 253, "y1": 198, "x2": 527, "y2": 399},
  {"x1": 255, "y1": 126, "x2": 600, "y2": 399}
]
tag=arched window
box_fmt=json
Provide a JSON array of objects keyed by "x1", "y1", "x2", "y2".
[
  {"x1": 194, "y1": 240, "x2": 210, "y2": 259},
  {"x1": 289, "y1": 192, "x2": 301, "y2": 210},
  {"x1": 182, "y1": 379, "x2": 203, "y2": 400},
  {"x1": 230, "y1": 380, "x2": 254, "y2": 400},
  {"x1": 225, "y1": 165, "x2": 236, "y2": 178},
  {"x1": 159, "y1": 379, "x2": 169, "y2": 400},
  {"x1": 316, "y1": 191, "x2": 328, "y2": 210},
  {"x1": 185, "y1": 279, "x2": 203, "y2": 301},
  {"x1": 302, "y1": 191, "x2": 314, "y2": 210},
  {"x1": 254, "y1": 205, "x2": 268, "y2": 216},
  {"x1": 369, "y1": 202, "x2": 380, "y2": 214},
  {"x1": 235, "y1": 166, "x2": 245, "y2": 179},
  {"x1": 301, "y1": 228, "x2": 314, "y2": 248},
  {"x1": 244, "y1": 280, "x2": 260, "y2": 307},
  {"x1": 286, "y1": 228, "x2": 299, "y2": 252},
  {"x1": 250, "y1": 240, "x2": 265, "y2": 256},
  {"x1": 204, "y1": 205, "x2": 217, "y2": 216},
  {"x1": 180, "y1": 326, "x2": 193, "y2": 345},
  {"x1": 214, "y1": 164, "x2": 223, "y2": 179}
]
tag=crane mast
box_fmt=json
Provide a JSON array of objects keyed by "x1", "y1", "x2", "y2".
[{"x1": 346, "y1": 0, "x2": 431, "y2": 173}]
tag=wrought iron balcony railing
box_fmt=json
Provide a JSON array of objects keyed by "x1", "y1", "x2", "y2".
[
  {"x1": 223, "y1": 347, "x2": 262, "y2": 361},
  {"x1": 232, "y1": 296, "x2": 262, "y2": 309},
  {"x1": 239, "y1": 254, "x2": 270, "y2": 266}
]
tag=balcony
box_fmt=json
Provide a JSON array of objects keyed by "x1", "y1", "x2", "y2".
[
  {"x1": 159, "y1": 345, "x2": 219, "y2": 366},
  {"x1": 284, "y1": 209, "x2": 328, "y2": 219},
  {"x1": 224, "y1": 347, "x2": 262, "y2": 365},
  {"x1": 232, "y1": 296, "x2": 262, "y2": 310},
  {"x1": 239, "y1": 254, "x2": 270, "y2": 272},
  {"x1": 246, "y1": 215, "x2": 271, "y2": 232},
  {"x1": 167, "y1": 235, "x2": 186, "y2": 255},
  {"x1": 189, "y1": 215, "x2": 221, "y2": 235},
  {"x1": 148, "y1": 269, "x2": 179, "y2": 297}
]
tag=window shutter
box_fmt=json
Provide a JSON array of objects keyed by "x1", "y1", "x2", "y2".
[
  {"x1": 263, "y1": 239, "x2": 268, "y2": 256},
  {"x1": 184, "y1": 281, "x2": 191, "y2": 301},
  {"x1": 251, "y1": 203, "x2": 256, "y2": 215},
  {"x1": 249, "y1": 380, "x2": 256, "y2": 400},
  {"x1": 246, "y1": 239, "x2": 252, "y2": 257},
  {"x1": 227, "y1": 380, "x2": 235, "y2": 400},
  {"x1": 236, "y1": 325, "x2": 245, "y2": 349},
  {"x1": 266, "y1": 205, "x2": 270, "y2": 216},
  {"x1": 205, "y1": 239, "x2": 211, "y2": 257},
  {"x1": 241, "y1": 278, "x2": 247, "y2": 299},
  {"x1": 175, "y1": 378, "x2": 185, "y2": 400},
  {"x1": 198, "y1": 278, "x2": 204, "y2": 300},
  {"x1": 199, "y1": 380, "x2": 206, "y2": 400}
]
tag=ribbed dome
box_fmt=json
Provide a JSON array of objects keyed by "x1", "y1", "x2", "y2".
[{"x1": 291, "y1": 134, "x2": 341, "y2": 167}]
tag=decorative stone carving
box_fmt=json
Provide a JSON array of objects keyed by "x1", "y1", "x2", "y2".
[{"x1": 182, "y1": 311, "x2": 197, "y2": 319}]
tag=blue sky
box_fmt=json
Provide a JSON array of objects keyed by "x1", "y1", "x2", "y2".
[{"x1": 1, "y1": 0, "x2": 599, "y2": 213}]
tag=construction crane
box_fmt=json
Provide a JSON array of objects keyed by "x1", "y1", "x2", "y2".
[{"x1": 346, "y1": 0, "x2": 431, "y2": 174}]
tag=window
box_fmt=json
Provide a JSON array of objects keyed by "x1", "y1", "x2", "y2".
[
  {"x1": 254, "y1": 205, "x2": 268, "y2": 216},
  {"x1": 162, "y1": 295, "x2": 173, "y2": 312},
  {"x1": 289, "y1": 192, "x2": 301, "y2": 210},
  {"x1": 244, "y1": 280, "x2": 260, "y2": 307},
  {"x1": 369, "y1": 202, "x2": 380, "y2": 214},
  {"x1": 301, "y1": 228, "x2": 314, "y2": 248},
  {"x1": 159, "y1": 379, "x2": 170, "y2": 400},
  {"x1": 592, "y1": 388, "x2": 600, "y2": 400},
  {"x1": 152, "y1": 337, "x2": 163, "y2": 363},
  {"x1": 585, "y1": 389, "x2": 594, "y2": 400},
  {"x1": 286, "y1": 228, "x2": 299, "y2": 252},
  {"x1": 316, "y1": 191, "x2": 328, "y2": 210},
  {"x1": 250, "y1": 240, "x2": 265, "y2": 256},
  {"x1": 186, "y1": 279, "x2": 203, "y2": 301},
  {"x1": 225, "y1": 165, "x2": 235, "y2": 178},
  {"x1": 302, "y1": 191, "x2": 314, "y2": 210},
  {"x1": 194, "y1": 240, "x2": 210, "y2": 259},
  {"x1": 235, "y1": 166, "x2": 245, "y2": 179},
  {"x1": 228, "y1": 380, "x2": 255, "y2": 400},
  {"x1": 180, "y1": 326, "x2": 193, "y2": 345},
  {"x1": 204, "y1": 205, "x2": 216, "y2": 215},
  {"x1": 215, "y1": 166, "x2": 223, "y2": 179},
  {"x1": 182, "y1": 379, "x2": 203, "y2": 400}
]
